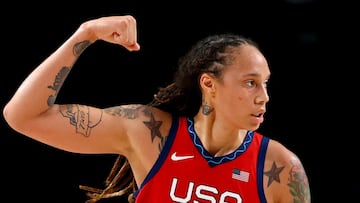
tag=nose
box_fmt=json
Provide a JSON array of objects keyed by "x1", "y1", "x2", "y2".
[{"x1": 255, "y1": 85, "x2": 269, "y2": 104}]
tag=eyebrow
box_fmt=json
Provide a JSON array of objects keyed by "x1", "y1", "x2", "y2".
[{"x1": 242, "y1": 72, "x2": 271, "y2": 80}]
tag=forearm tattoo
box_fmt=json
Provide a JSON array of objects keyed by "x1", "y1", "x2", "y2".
[
  {"x1": 59, "y1": 104, "x2": 102, "y2": 137},
  {"x1": 47, "y1": 67, "x2": 70, "y2": 106},
  {"x1": 47, "y1": 41, "x2": 90, "y2": 106},
  {"x1": 104, "y1": 105, "x2": 166, "y2": 152},
  {"x1": 73, "y1": 40, "x2": 90, "y2": 57}
]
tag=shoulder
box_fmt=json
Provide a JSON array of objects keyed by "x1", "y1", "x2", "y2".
[
  {"x1": 103, "y1": 104, "x2": 172, "y2": 123},
  {"x1": 104, "y1": 104, "x2": 174, "y2": 155},
  {"x1": 263, "y1": 139, "x2": 311, "y2": 203},
  {"x1": 104, "y1": 104, "x2": 173, "y2": 132},
  {"x1": 104, "y1": 104, "x2": 175, "y2": 184}
]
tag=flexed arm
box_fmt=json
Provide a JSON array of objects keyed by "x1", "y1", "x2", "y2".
[{"x1": 3, "y1": 16, "x2": 140, "y2": 153}]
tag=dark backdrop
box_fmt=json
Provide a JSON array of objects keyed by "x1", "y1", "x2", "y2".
[{"x1": 1, "y1": 1, "x2": 356, "y2": 202}]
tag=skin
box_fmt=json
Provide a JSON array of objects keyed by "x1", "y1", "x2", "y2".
[{"x1": 3, "y1": 15, "x2": 310, "y2": 203}]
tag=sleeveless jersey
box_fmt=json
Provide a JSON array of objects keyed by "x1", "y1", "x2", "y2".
[{"x1": 134, "y1": 116, "x2": 269, "y2": 203}]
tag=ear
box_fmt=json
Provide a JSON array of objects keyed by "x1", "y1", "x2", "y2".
[{"x1": 199, "y1": 73, "x2": 215, "y2": 93}]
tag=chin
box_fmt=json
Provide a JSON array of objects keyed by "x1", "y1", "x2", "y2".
[{"x1": 247, "y1": 124, "x2": 261, "y2": 131}]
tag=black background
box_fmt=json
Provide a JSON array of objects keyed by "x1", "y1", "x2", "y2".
[{"x1": 0, "y1": 1, "x2": 357, "y2": 202}]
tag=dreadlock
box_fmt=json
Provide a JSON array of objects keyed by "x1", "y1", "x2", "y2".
[
  {"x1": 79, "y1": 155, "x2": 136, "y2": 203},
  {"x1": 80, "y1": 33, "x2": 258, "y2": 202}
]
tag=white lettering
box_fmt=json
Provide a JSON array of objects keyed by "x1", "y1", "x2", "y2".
[
  {"x1": 194, "y1": 185, "x2": 217, "y2": 203},
  {"x1": 169, "y1": 178, "x2": 243, "y2": 203},
  {"x1": 219, "y1": 191, "x2": 242, "y2": 203},
  {"x1": 170, "y1": 178, "x2": 193, "y2": 202}
]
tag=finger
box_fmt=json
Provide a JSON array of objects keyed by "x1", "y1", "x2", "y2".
[
  {"x1": 123, "y1": 16, "x2": 135, "y2": 47},
  {"x1": 126, "y1": 16, "x2": 140, "y2": 51},
  {"x1": 113, "y1": 16, "x2": 140, "y2": 51}
]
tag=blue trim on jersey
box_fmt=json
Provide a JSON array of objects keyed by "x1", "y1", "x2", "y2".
[
  {"x1": 133, "y1": 116, "x2": 179, "y2": 198},
  {"x1": 257, "y1": 135, "x2": 269, "y2": 203},
  {"x1": 187, "y1": 117, "x2": 254, "y2": 167}
]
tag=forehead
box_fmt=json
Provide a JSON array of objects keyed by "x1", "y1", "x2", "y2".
[{"x1": 225, "y1": 45, "x2": 270, "y2": 78}]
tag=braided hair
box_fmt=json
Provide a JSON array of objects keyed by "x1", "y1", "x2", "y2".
[{"x1": 80, "y1": 33, "x2": 259, "y2": 202}]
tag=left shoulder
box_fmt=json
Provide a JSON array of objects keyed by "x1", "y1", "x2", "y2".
[
  {"x1": 263, "y1": 139, "x2": 311, "y2": 203},
  {"x1": 266, "y1": 139, "x2": 298, "y2": 163}
]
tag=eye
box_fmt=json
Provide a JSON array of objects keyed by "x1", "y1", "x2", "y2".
[
  {"x1": 263, "y1": 80, "x2": 269, "y2": 88},
  {"x1": 244, "y1": 79, "x2": 269, "y2": 89},
  {"x1": 245, "y1": 80, "x2": 256, "y2": 87}
]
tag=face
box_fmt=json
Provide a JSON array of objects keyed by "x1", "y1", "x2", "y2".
[{"x1": 212, "y1": 45, "x2": 270, "y2": 131}]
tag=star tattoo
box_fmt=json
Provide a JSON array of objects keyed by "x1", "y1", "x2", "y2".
[
  {"x1": 143, "y1": 113, "x2": 163, "y2": 142},
  {"x1": 264, "y1": 161, "x2": 285, "y2": 187}
]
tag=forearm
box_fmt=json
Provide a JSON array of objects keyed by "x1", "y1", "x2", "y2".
[
  {"x1": 3, "y1": 15, "x2": 140, "y2": 133},
  {"x1": 3, "y1": 24, "x2": 95, "y2": 126}
]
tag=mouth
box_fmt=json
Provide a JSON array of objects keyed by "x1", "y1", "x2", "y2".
[
  {"x1": 252, "y1": 113, "x2": 263, "y2": 118},
  {"x1": 252, "y1": 110, "x2": 265, "y2": 118}
]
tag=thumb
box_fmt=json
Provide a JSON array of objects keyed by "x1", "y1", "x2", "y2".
[{"x1": 128, "y1": 43, "x2": 141, "y2": 51}]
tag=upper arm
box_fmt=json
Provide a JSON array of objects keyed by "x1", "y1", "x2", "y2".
[
  {"x1": 8, "y1": 103, "x2": 144, "y2": 155},
  {"x1": 264, "y1": 140, "x2": 311, "y2": 203}
]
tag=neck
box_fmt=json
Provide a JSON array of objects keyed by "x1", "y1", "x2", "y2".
[{"x1": 193, "y1": 114, "x2": 247, "y2": 157}]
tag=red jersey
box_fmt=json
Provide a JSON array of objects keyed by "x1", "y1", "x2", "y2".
[{"x1": 134, "y1": 116, "x2": 269, "y2": 203}]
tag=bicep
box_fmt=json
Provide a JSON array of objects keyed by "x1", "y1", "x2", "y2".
[{"x1": 18, "y1": 104, "x2": 128, "y2": 154}]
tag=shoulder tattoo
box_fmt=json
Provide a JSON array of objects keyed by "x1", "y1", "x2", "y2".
[
  {"x1": 264, "y1": 158, "x2": 311, "y2": 202},
  {"x1": 104, "y1": 105, "x2": 166, "y2": 152}
]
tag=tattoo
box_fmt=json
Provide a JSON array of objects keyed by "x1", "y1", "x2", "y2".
[
  {"x1": 142, "y1": 107, "x2": 153, "y2": 117},
  {"x1": 143, "y1": 113, "x2": 163, "y2": 142},
  {"x1": 47, "y1": 67, "x2": 70, "y2": 106},
  {"x1": 104, "y1": 105, "x2": 165, "y2": 152},
  {"x1": 143, "y1": 111, "x2": 166, "y2": 152},
  {"x1": 104, "y1": 104, "x2": 144, "y2": 119},
  {"x1": 59, "y1": 104, "x2": 102, "y2": 137},
  {"x1": 73, "y1": 40, "x2": 90, "y2": 57},
  {"x1": 264, "y1": 161, "x2": 285, "y2": 187},
  {"x1": 158, "y1": 136, "x2": 167, "y2": 152},
  {"x1": 144, "y1": 113, "x2": 166, "y2": 152},
  {"x1": 202, "y1": 103, "x2": 214, "y2": 115},
  {"x1": 288, "y1": 158, "x2": 311, "y2": 203}
]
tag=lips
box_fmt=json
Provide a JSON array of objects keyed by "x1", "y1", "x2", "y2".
[
  {"x1": 252, "y1": 109, "x2": 266, "y2": 117},
  {"x1": 250, "y1": 109, "x2": 265, "y2": 125},
  {"x1": 251, "y1": 114, "x2": 264, "y2": 124},
  {"x1": 252, "y1": 113, "x2": 263, "y2": 117}
]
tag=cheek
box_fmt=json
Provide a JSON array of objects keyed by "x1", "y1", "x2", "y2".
[
  {"x1": 217, "y1": 88, "x2": 244, "y2": 105},
  {"x1": 219, "y1": 91, "x2": 251, "y2": 115}
]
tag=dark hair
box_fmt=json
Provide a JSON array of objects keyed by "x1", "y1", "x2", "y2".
[
  {"x1": 150, "y1": 33, "x2": 258, "y2": 116},
  {"x1": 80, "y1": 33, "x2": 259, "y2": 203}
]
